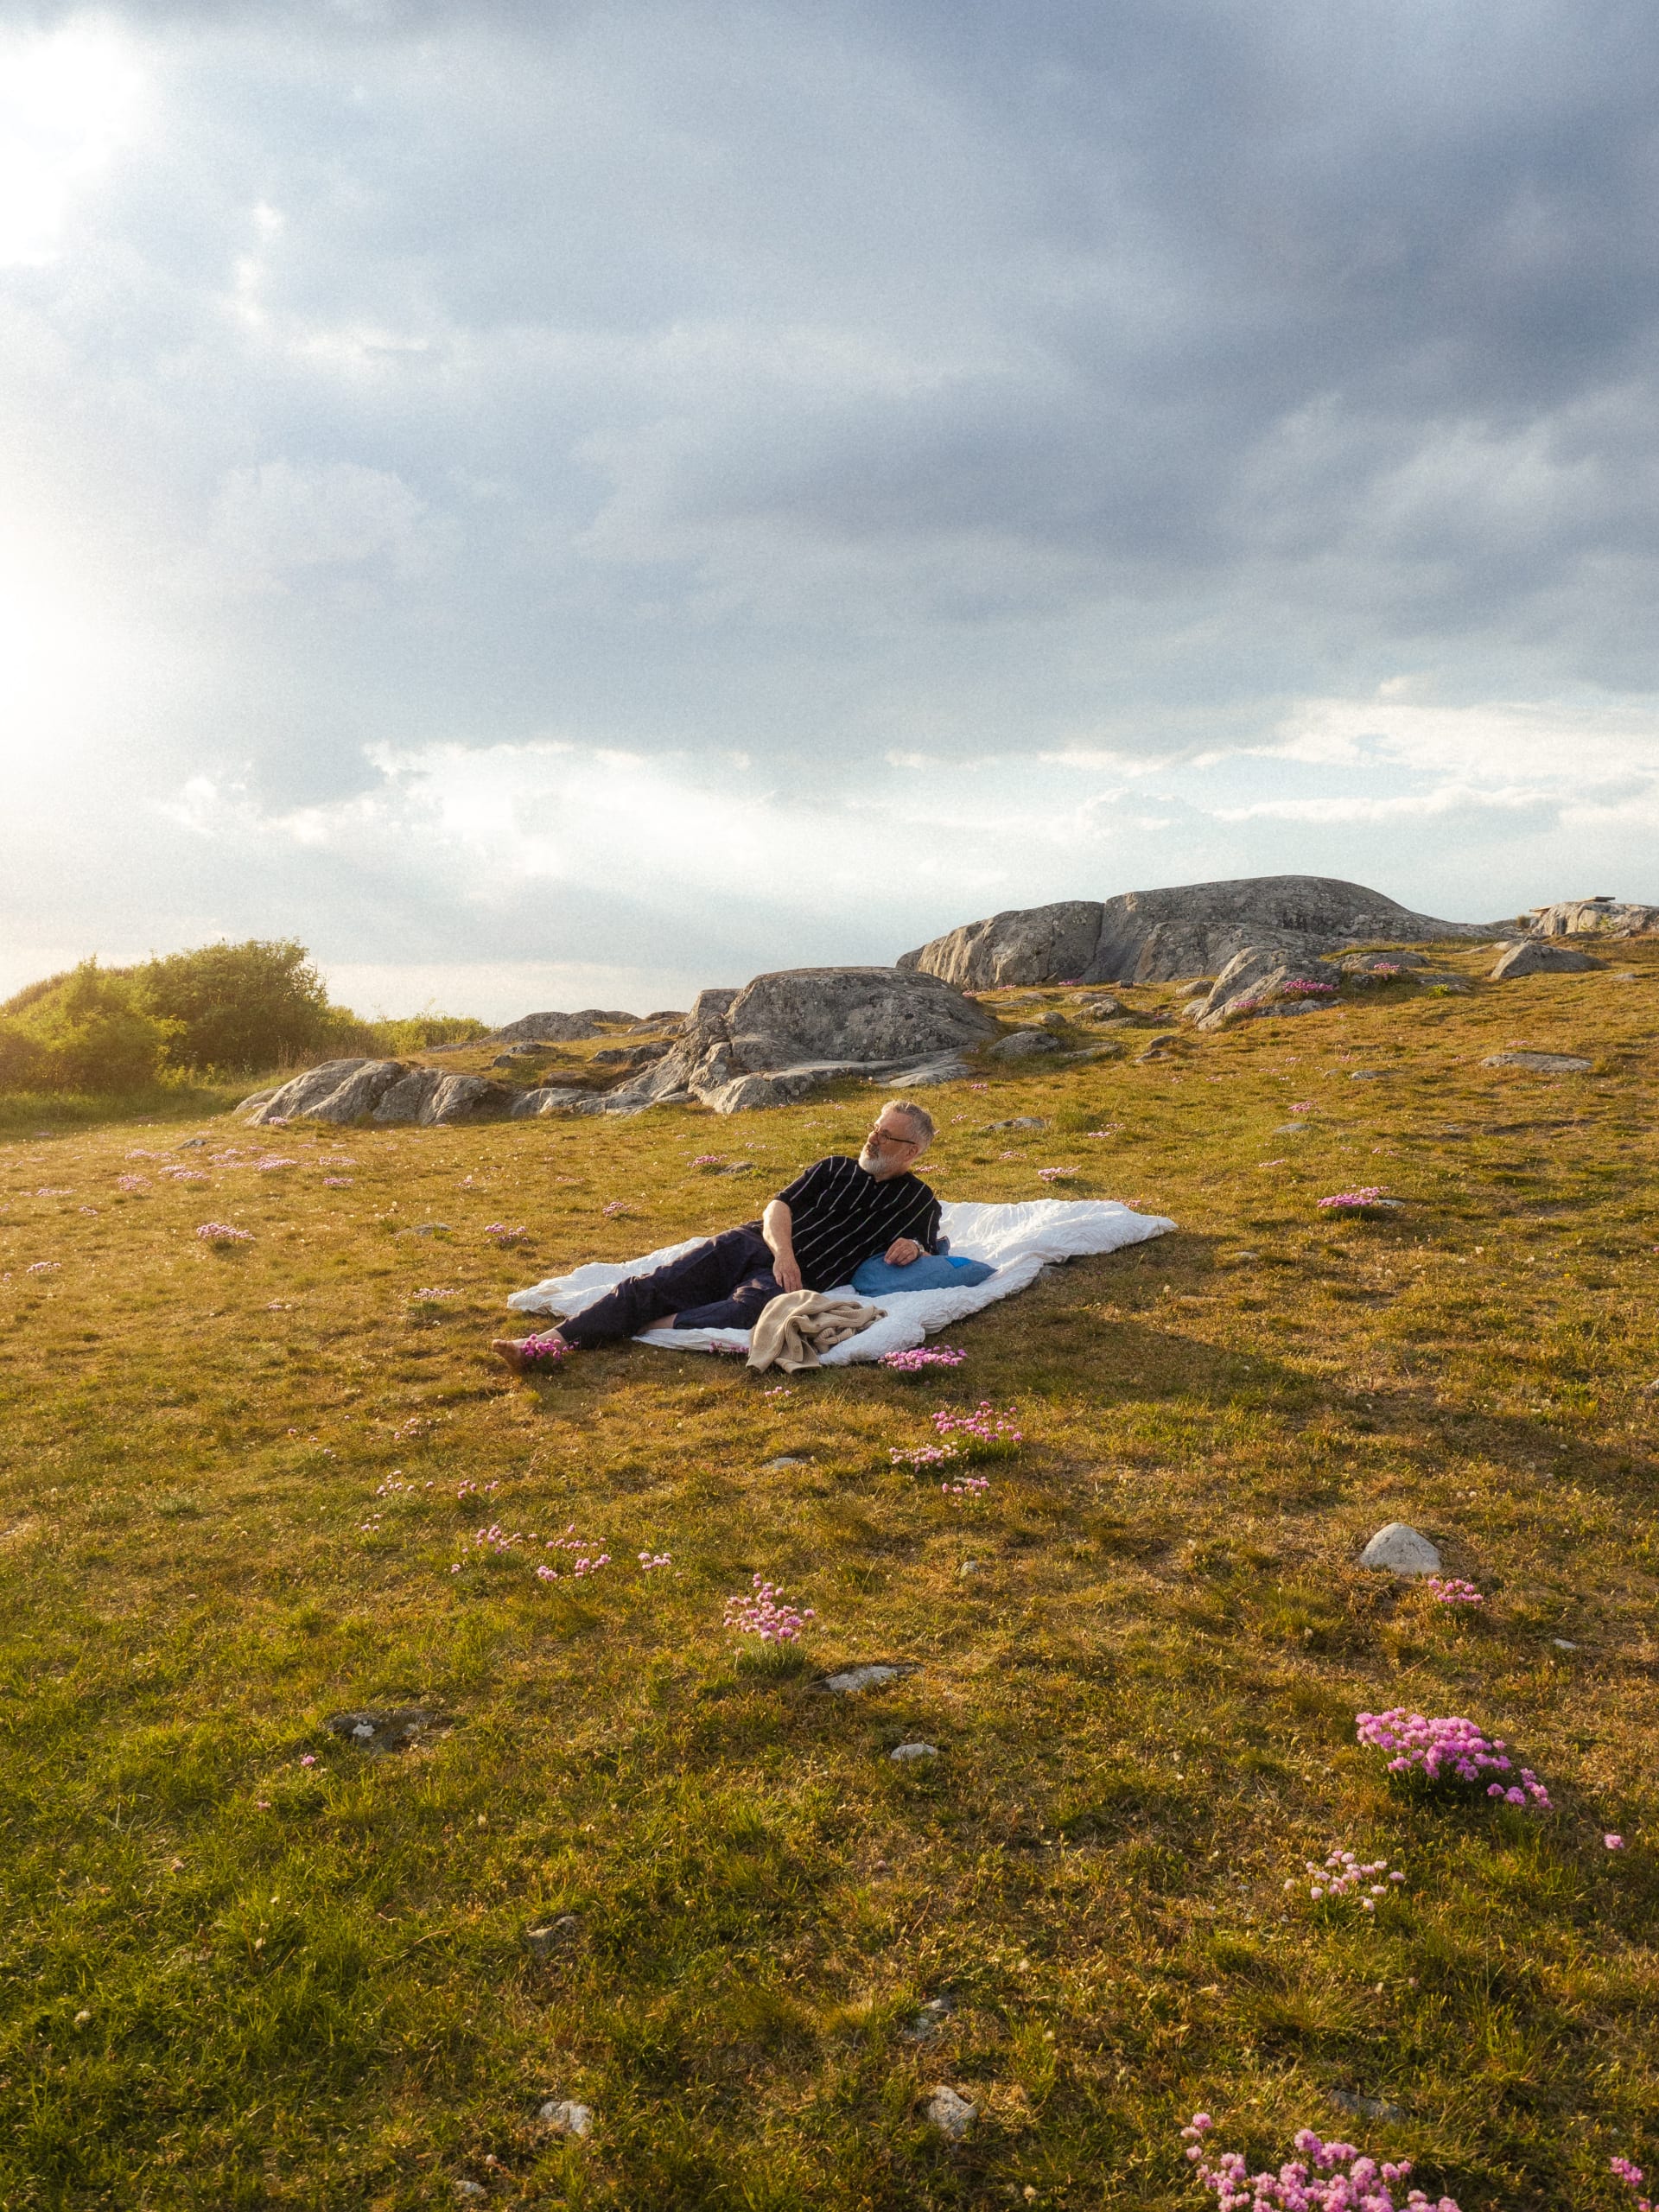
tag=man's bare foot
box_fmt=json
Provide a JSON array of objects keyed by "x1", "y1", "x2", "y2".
[{"x1": 492, "y1": 1330, "x2": 570, "y2": 1374}]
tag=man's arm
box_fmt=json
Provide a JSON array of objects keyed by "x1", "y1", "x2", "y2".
[
  {"x1": 883, "y1": 1185, "x2": 942, "y2": 1267},
  {"x1": 761, "y1": 1198, "x2": 804, "y2": 1293}
]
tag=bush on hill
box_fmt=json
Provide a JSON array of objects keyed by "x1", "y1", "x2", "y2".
[{"x1": 0, "y1": 940, "x2": 487, "y2": 1096}]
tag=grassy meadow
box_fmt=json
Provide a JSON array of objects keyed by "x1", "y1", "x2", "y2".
[{"x1": 2, "y1": 946, "x2": 1657, "y2": 2209}]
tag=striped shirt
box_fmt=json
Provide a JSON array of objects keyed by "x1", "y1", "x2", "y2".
[{"x1": 756, "y1": 1154, "x2": 941, "y2": 1293}]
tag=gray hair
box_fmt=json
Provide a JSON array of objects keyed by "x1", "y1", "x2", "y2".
[{"x1": 880, "y1": 1097, "x2": 935, "y2": 1147}]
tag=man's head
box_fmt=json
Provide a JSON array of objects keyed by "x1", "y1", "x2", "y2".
[{"x1": 856, "y1": 1098, "x2": 934, "y2": 1179}]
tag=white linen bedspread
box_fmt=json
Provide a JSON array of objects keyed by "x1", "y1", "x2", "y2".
[{"x1": 505, "y1": 1197, "x2": 1176, "y2": 1364}]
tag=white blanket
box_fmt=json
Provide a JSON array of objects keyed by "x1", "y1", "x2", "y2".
[{"x1": 505, "y1": 1197, "x2": 1175, "y2": 1364}]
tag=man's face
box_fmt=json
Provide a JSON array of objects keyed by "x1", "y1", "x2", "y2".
[{"x1": 856, "y1": 1116, "x2": 924, "y2": 1179}]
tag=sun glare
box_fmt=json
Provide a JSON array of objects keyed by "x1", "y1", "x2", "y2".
[{"x1": 0, "y1": 22, "x2": 145, "y2": 267}]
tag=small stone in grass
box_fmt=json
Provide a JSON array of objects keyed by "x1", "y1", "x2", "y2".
[
  {"x1": 820, "y1": 1663, "x2": 908, "y2": 1694},
  {"x1": 524, "y1": 1916, "x2": 582, "y2": 1956},
  {"x1": 1358, "y1": 1522, "x2": 1441, "y2": 1577},
  {"x1": 1329, "y1": 2088, "x2": 1406, "y2": 2123},
  {"x1": 891, "y1": 1740, "x2": 939, "y2": 1762},
  {"x1": 902, "y1": 1997, "x2": 956, "y2": 2043},
  {"x1": 958, "y1": 1558, "x2": 982, "y2": 1578},
  {"x1": 539, "y1": 2100, "x2": 594, "y2": 2137},
  {"x1": 765, "y1": 1455, "x2": 809, "y2": 1469},
  {"x1": 924, "y1": 2084, "x2": 977, "y2": 2140},
  {"x1": 325, "y1": 1707, "x2": 450, "y2": 1755},
  {"x1": 1552, "y1": 1637, "x2": 1578, "y2": 1650},
  {"x1": 1348, "y1": 1069, "x2": 1393, "y2": 1081},
  {"x1": 455, "y1": 2183, "x2": 486, "y2": 2200}
]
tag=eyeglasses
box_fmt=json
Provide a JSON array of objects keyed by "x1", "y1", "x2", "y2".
[{"x1": 867, "y1": 1122, "x2": 919, "y2": 1148}]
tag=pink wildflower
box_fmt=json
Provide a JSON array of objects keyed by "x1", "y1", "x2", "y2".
[
  {"x1": 1318, "y1": 1186, "x2": 1389, "y2": 1211},
  {"x1": 1180, "y1": 2113, "x2": 1460, "y2": 2210},
  {"x1": 723, "y1": 1573, "x2": 814, "y2": 1643},
  {"x1": 1357, "y1": 1710, "x2": 1551, "y2": 1808},
  {"x1": 1605, "y1": 1834, "x2": 1625, "y2": 1850},
  {"x1": 1613, "y1": 2158, "x2": 1652, "y2": 2211},
  {"x1": 195, "y1": 1222, "x2": 252, "y2": 1243},
  {"x1": 1425, "y1": 1578, "x2": 1484, "y2": 1606}
]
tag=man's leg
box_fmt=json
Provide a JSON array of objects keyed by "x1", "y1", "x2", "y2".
[
  {"x1": 540, "y1": 1229, "x2": 772, "y2": 1351},
  {"x1": 673, "y1": 1262, "x2": 780, "y2": 1332}
]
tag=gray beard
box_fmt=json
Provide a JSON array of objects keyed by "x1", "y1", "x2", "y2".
[{"x1": 856, "y1": 1143, "x2": 889, "y2": 1177}]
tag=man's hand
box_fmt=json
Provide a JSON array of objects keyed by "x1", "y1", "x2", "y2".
[
  {"x1": 774, "y1": 1254, "x2": 804, "y2": 1293},
  {"x1": 885, "y1": 1237, "x2": 923, "y2": 1266}
]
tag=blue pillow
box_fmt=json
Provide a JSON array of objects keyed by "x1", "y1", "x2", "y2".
[{"x1": 850, "y1": 1252, "x2": 995, "y2": 1295}]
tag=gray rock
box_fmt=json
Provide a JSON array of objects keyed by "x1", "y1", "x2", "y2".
[
  {"x1": 325, "y1": 1706, "x2": 451, "y2": 1754},
  {"x1": 511, "y1": 1087, "x2": 607, "y2": 1118},
  {"x1": 1489, "y1": 941, "x2": 1600, "y2": 980},
  {"x1": 1083, "y1": 993, "x2": 1128, "y2": 1014},
  {"x1": 820, "y1": 1663, "x2": 910, "y2": 1694},
  {"x1": 176, "y1": 1136, "x2": 207, "y2": 1149},
  {"x1": 605, "y1": 969, "x2": 995, "y2": 1116},
  {"x1": 891, "y1": 1741, "x2": 939, "y2": 1762},
  {"x1": 988, "y1": 1028, "x2": 1063, "y2": 1060},
  {"x1": 901, "y1": 1996, "x2": 957, "y2": 2043},
  {"x1": 455, "y1": 2183, "x2": 486, "y2": 2200},
  {"x1": 958, "y1": 1559, "x2": 982, "y2": 1578},
  {"x1": 524, "y1": 1916, "x2": 582, "y2": 1956},
  {"x1": 1358, "y1": 1522, "x2": 1441, "y2": 1577},
  {"x1": 922, "y1": 2085, "x2": 977, "y2": 2141},
  {"x1": 899, "y1": 874, "x2": 1484, "y2": 989},
  {"x1": 1524, "y1": 896, "x2": 1659, "y2": 938},
  {"x1": 1330, "y1": 2089, "x2": 1406, "y2": 2124},
  {"x1": 873, "y1": 1052, "x2": 974, "y2": 1088},
  {"x1": 1482, "y1": 1050, "x2": 1593, "y2": 1073},
  {"x1": 985, "y1": 1116, "x2": 1049, "y2": 1130},
  {"x1": 1190, "y1": 953, "x2": 1344, "y2": 1031},
  {"x1": 492, "y1": 1007, "x2": 632, "y2": 1043},
  {"x1": 538, "y1": 2100, "x2": 594, "y2": 2138},
  {"x1": 245, "y1": 1059, "x2": 513, "y2": 1128},
  {"x1": 1349, "y1": 1069, "x2": 1393, "y2": 1081}
]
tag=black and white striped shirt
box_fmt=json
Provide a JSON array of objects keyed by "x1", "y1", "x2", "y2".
[{"x1": 755, "y1": 1154, "x2": 941, "y2": 1292}]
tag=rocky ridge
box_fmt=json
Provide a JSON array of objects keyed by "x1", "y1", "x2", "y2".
[{"x1": 899, "y1": 874, "x2": 1486, "y2": 990}]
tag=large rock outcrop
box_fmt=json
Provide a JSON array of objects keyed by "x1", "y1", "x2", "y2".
[
  {"x1": 1524, "y1": 897, "x2": 1659, "y2": 938},
  {"x1": 899, "y1": 875, "x2": 1484, "y2": 989},
  {"x1": 242, "y1": 1060, "x2": 516, "y2": 1127},
  {"x1": 490, "y1": 1007, "x2": 638, "y2": 1043},
  {"x1": 1489, "y1": 940, "x2": 1600, "y2": 980},
  {"x1": 589, "y1": 967, "x2": 1000, "y2": 1116}
]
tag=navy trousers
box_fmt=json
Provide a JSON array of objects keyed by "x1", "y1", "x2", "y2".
[{"x1": 556, "y1": 1226, "x2": 779, "y2": 1346}]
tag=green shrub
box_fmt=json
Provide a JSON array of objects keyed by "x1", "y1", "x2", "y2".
[
  {"x1": 138, "y1": 939, "x2": 346, "y2": 1073},
  {"x1": 5, "y1": 961, "x2": 179, "y2": 1091}
]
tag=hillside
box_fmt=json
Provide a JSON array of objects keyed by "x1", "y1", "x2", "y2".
[{"x1": 1, "y1": 938, "x2": 1656, "y2": 2209}]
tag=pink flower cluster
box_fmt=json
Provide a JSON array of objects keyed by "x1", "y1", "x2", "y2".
[
  {"x1": 933, "y1": 1400, "x2": 1023, "y2": 1448},
  {"x1": 1356, "y1": 1710, "x2": 1551, "y2": 1808},
  {"x1": 322, "y1": 1176, "x2": 353, "y2": 1186},
  {"x1": 1318, "y1": 1188, "x2": 1388, "y2": 1211},
  {"x1": 1612, "y1": 2157, "x2": 1652, "y2": 2209},
  {"x1": 879, "y1": 1345, "x2": 967, "y2": 1371},
  {"x1": 196, "y1": 1221, "x2": 251, "y2": 1243},
  {"x1": 601, "y1": 1199, "x2": 632, "y2": 1217},
  {"x1": 519, "y1": 1331, "x2": 569, "y2": 1365},
  {"x1": 482, "y1": 1223, "x2": 528, "y2": 1242},
  {"x1": 1288, "y1": 1102, "x2": 1313, "y2": 1114},
  {"x1": 539, "y1": 1525, "x2": 610, "y2": 1578},
  {"x1": 256, "y1": 1156, "x2": 297, "y2": 1173},
  {"x1": 690, "y1": 1154, "x2": 722, "y2": 1166},
  {"x1": 1181, "y1": 2116, "x2": 1459, "y2": 2210},
  {"x1": 1037, "y1": 1166, "x2": 1077, "y2": 1182},
  {"x1": 942, "y1": 1473, "x2": 990, "y2": 1500},
  {"x1": 1291, "y1": 1847, "x2": 1405, "y2": 1909},
  {"x1": 411, "y1": 1287, "x2": 457, "y2": 1300},
  {"x1": 1426, "y1": 1578, "x2": 1483, "y2": 1606},
  {"x1": 638, "y1": 1551, "x2": 672, "y2": 1572},
  {"x1": 723, "y1": 1573, "x2": 814, "y2": 1643},
  {"x1": 26, "y1": 1260, "x2": 60, "y2": 1274},
  {"x1": 165, "y1": 1167, "x2": 209, "y2": 1183},
  {"x1": 1281, "y1": 979, "x2": 1339, "y2": 999},
  {"x1": 891, "y1": 1442, "x2": 959, "y2": 1468}
]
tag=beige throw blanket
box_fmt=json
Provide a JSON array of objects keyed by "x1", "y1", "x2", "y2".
[{"x1": 747, "y1": 1291, "x2": 880, "y2": 1373}]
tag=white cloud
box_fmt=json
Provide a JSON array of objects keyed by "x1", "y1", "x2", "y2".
[{"x1": 203, "y1": 460, "x2": 435, "y2": 588}]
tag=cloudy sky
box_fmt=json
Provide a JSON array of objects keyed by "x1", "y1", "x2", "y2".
[{"x1": 3, "y1": 0, "x2": 1657, "y2": 1019}]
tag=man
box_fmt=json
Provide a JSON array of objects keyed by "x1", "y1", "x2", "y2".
[{"x1": 491, "y1": 1098, "x2": 940, "y2": 1370}]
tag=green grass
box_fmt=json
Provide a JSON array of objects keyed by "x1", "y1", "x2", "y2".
[{"x1": 2, "y1": 947, "x2": 1657, "y2": 2208}]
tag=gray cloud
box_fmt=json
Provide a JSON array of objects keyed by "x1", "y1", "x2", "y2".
[{"x1": 2, "y1": 0, "x2": 1657, "y2": 1007}]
